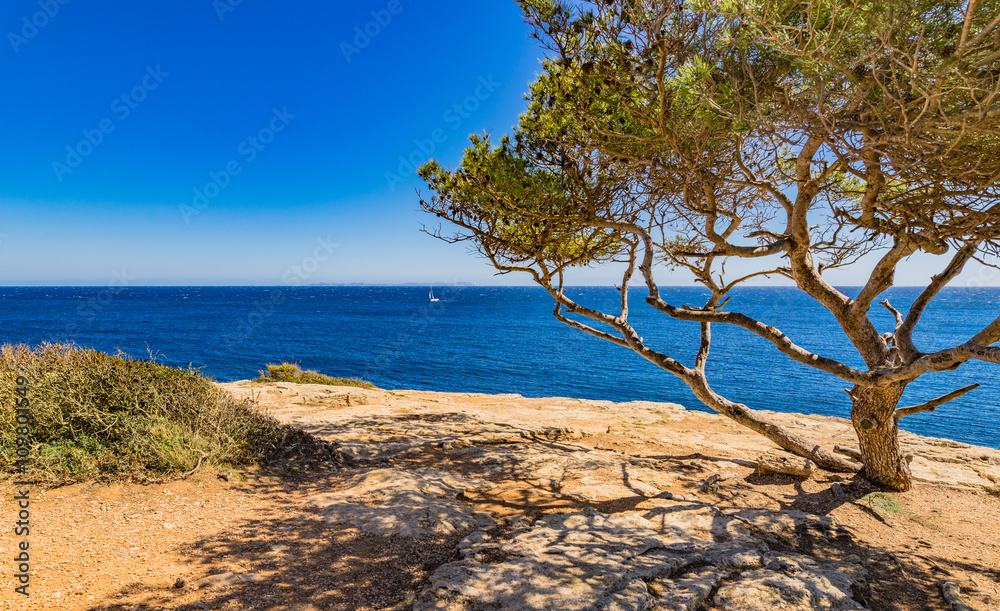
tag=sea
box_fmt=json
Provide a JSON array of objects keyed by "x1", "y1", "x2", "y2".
[{"x1": 0, "y1": 285, "x2": 997, "y2": 450}]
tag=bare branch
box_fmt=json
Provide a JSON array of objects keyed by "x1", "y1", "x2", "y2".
[
  {"x1": 898, "y1": 243, "x2": 981, "y2": 361},
  {"x1": 880, "y1": 300, "x2": 904, "y2": 330},
  {"x1": 695, "y1": 322, "x2": 711, "y2": 373},
  {"x1": 851, "y1": 240, "x2": 918, "y2": 319},
  {"x1": 894, "y1": 384, "x2": 981, "y2": 421},
  {"x1": 968, "y1": 315, "x2": 1000, "y2": 346},
  {"x1": 686, "y1": 374, "x2": 861, "y2": 473},
  {"x1": 645, "y1": 295, "x2": 873, "y2": 385},
  {"x1": 876, "y1": 344, "x2": 1000, "y2": 384},
  {"x1": 834, "y1": 445, "x2": 863, "y2": 461}
]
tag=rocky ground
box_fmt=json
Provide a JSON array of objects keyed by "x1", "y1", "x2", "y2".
[{"x1": 1, "y1": 382, "x2": 999, "y2": 611}]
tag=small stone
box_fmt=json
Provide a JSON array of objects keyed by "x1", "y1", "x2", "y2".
[
  {"x1": 173, "y1": 576, "x2": 188, "y2": 589},
  {"x1": 831, "y1": 483, "x2": 846, "y2": 498},
  {"x1": 194, "y1": 572, "x2": 262, "y2": 589},
  {"x1": 699, "y1": 474, "x2": 721, "y2": 492},
  {"x1": 655, "y1": 491, "x2": 696, "y2": 502}
]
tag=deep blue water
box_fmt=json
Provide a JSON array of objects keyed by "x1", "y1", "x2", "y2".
[{"x1": 0, "y1": 286, "x2": 997, "y2": 449}]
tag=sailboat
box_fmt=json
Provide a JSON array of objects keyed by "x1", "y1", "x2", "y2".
[{"x1": 429, "y1": 287, "x2": 439, "y2": 302}]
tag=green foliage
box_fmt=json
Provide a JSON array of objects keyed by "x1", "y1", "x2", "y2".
[
  {"x1": 256, "y1": 362, "x2": 377, "y2": 389},
  {"x1": 423, "y1": 0, "x2": 1000, "y2": 282},
  {"x1": 419, "y1": 133, "x2": 631, "y2": 273},
  {"x1": 0, "y1": 344, "x2": 335, "y2": 483}
]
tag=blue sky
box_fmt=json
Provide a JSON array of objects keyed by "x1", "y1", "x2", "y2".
[
  {"x1": 0, "y1": 0, "x2": 545, "y2": 285},
  {"x1": 0, "y1": 0, "x2": 996, "y2": 287}
]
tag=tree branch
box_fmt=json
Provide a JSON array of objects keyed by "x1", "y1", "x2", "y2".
[
  {"x1": 786, "y1": 135, "x2": 888, "y2": 368},
  {"x1": 894, "y1": 384, "x2": 981, "y2": 421},
  {"x1": 851, "y1": 240, "x2": 918, "y2": 319},
  {"x1": 897, "y1": 243, "x2": 981, "y2": 361},
  {"x1": 645, "y1": 297, "x2": 873, "y2": 385},
  {"x1": 968, "y1": 313, "x2": 1000, "y2": 346},
  {"x1": 585, "y1": 216, "x2": 873, "y2": 385},
  {"x1": 876, "y1": 344, "x2": 1000, "y2": 384},
  {"x1": 686, "y1": 374, "x2": 862, "y2": 473},
  {"x1": 554, "y1": 303, "x2": 631, "y2": 348},
  {"x1": 880, "y1": 300, "x2": 904, "y2": 330}
]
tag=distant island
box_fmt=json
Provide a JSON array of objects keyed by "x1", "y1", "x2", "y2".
[{"x1": 305, "y1": 282, "x2": 475, "y2": 287}]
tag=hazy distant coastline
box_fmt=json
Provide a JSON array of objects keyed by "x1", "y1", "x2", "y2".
[{"x1": 305, "y1": 282, "x2": 476, "y2": 287}]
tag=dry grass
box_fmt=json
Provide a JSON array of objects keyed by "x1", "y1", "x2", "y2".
[{"x1": 0, "y1": 343, "x2": 338, "y2": 484}]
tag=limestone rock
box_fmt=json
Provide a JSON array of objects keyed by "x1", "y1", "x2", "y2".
[
  {"x1": 651, "y1": 567, "x2": 730, "y2": 610},
  {"x1": 414, "y1": 508, "x2": 676, "y2": 611},
  {"x1": 728, "y1": 509, "x2": 842, "y2": 547},
  {"x1": 757, "y1": 450, "x2": 816, "y2": 479},
  {"x1": 713, "y1": 554, "x2": 865, "y2": 610},
  {"x1": 909, "y1": 454, "x2": 1000, "y2": 493},
  {"x1": 292, "y1": 388, "x2": 369, "y2": 408},
  {"x1": 415, "y1": 506, "x2": 867, "y2": 611},
  {"x1": 304, "y1": 468, "x2": 496, "y2": 537},
  {"x1": 629, "y1": 504, "x2": 739, "y2": 545},
  {"x1": 311, "y1": 412, "x2": 586, "y2": 466}
]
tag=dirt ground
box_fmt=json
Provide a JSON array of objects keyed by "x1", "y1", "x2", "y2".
[{"x1": 1, "y1": 383, "x2": 998, "y2": 611}]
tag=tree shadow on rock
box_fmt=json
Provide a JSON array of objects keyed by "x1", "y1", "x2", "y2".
[{"x1": 85, "y1": 468, "x2": 473, "y2": 611}]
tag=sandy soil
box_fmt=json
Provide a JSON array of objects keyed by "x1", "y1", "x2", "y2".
[{"x1": 1, "y1": 382, "x2": 998, "y2": 611}]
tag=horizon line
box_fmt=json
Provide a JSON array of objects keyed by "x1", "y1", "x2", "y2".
[{"x1": 0, "y1": 284, "x2": 994, "y2": 289}]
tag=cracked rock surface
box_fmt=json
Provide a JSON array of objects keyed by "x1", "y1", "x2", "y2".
[
  {"x1": 414, "y1": 507, "x2": 865, "y2": 611},
  {"x1": 304, "y1": 468, "x2": 496, "y2": 537},
  {"x1": 210, "y1": 382, "x2": 1000, "y2": 610}
]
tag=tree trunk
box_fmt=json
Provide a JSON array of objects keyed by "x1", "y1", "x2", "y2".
[{"x1": 850, "y1": 383, "x2": 912, "y2": 491}]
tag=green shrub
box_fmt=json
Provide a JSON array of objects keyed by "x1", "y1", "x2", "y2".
[
  {"x1": 861, "y1": 492, "x2": 904, "y2": 516},
  {"x1": 256, "y1": 362, "x2": 377, "y2": 389},
  {"x1": 0, "y1": 343, "x2": 337, "y2": 483}
]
